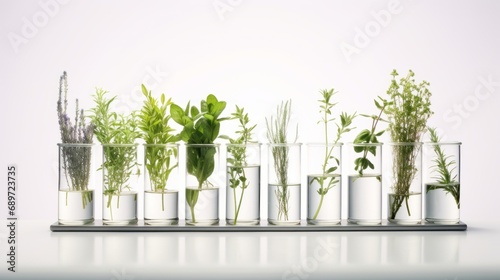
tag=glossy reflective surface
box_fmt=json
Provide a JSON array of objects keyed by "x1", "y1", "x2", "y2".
[{"x1": 2, "y1": 220, "x2": 499, "y2": 279}]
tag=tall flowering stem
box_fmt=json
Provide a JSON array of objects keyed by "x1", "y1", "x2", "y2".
[{"x1": 57, "y1": 71, "x2": 94, "y2": 208}]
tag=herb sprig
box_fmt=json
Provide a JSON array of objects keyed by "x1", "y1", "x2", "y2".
[
  {"x1": 427, "y1": 127, "x2": 460, "y2": 208},
  {"x1": 385, "y1": 69, "x2": 433, "y2": 219},
  {"x1": 57, "y1": 71, "x2": 94, "y2": 209},
  {"x1": 220, "y1": 106, "x2": 257, "y2": 224},
  {"x1": 266, "y1": 100, "x2": 298, "y2": 221},
  {"x1": 139, "y1": 85, "x2": 179, "y2": 211},
  {"x1": 353, "y1": 96, "x2": 390, "y2": 176},
  {"x1": 310, "y1": 89, "x2": 356, "y2": 220},
  {"x1": 170, "y1": 94, "x2": 228, "y2": 223},
  {"x1": 88, "y1": 89, "x2": 140, "y2": 219}
]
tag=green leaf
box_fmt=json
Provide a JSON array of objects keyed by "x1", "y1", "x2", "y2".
[
  {"x1": 375, "y1": 130, "x2": 385, "y2": 137},
  {"x1": 206, "y1": 94, "x2": 218, "y2": 105},
  {"x1": 212, "y1": 101, "x2": 227, "y2": 119},
  {"x1": 368, "y1": 146, "x2": 377, "y2": 156},
  {"x1": 191, "y1": 106, "x2": 200, "y2": 118},
  {"x1": 204, "y1": 114, "x2": 214, "y2": 122},
  {"x1": 326, "y1": 167, "x2": 337, "y2": 173},
  {"x1": 170, "y1": 104, "x2": 185, "y2": 125},
  {"x1": 367, "y1": 160, "x2": 374, "y2": 169},
  {"x1": 354, "y1": 146, "x2": 365, "y2": 153},
  {"x1": 354, "y1": 129, "x2": 371, "y2": 143},
  {"x1": 141, "y1": 84, "x2": 148, "y2": 96}
]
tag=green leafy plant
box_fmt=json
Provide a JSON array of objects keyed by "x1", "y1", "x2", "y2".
[
  {"x1": 266, "y1": 100, "x2": 298, "y2": 221},
  {"x1": 427, "y1": 127, "x2": 460, "y2": 208},
  {"x1": 385, "y1": 69, "x2": 433, "y2": 219},
  {"x1": 310, "y1": 89, "x2": 356, "y2": 220},
  {"x1": 220, "y1": 106, "x2": 257, "y2": 224},
  {"x1": 88, "y1": 89, "x2": 140, "y2": 219},
  {"x1": 138, "y1": 85, "x2": 179, "y2": 211},
  {"x1": 170, "y1": 94, "x2": 228, "y2": 223},
  {"x1": 57, "y1": 71, "x2": 94, "y2": 209},
  {"x1": 353, "y1": 96, "x2": 390, "y2": 176}
]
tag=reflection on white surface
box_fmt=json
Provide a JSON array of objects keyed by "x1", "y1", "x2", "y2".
[
  {"x1": 385, "y1": 234, "x2": 423, "y2": 265},
  {"x1": 144, "y1": 233, "x2": 181, "y2": 265},
  {"x1": 423, "y1": 232, "x2": 461, "y2": 264},
  {"x1": 58, "y1": 234, "x2": 95, "y2": 266},
  {"x1": 184, "y1": 233, "x2": 221, "y2": 265},
  {"x1": 347, "y1": 234, "x2": 382, "y2": 264},
  {"x1": 266, "y1": 233, "x2": 302, "y2": 264},
  {"x1": 53, "y1": 230, "x2": 465, "y2": 270},
  {"x1": 102, "y1": 234, "x2": 138, "y2": 266},
  {"x1": 225, "y1": 233, "x2": 262, "y2": 265},
  {"x1": 305, "y1": 234, "x2": 341, "y2": 265},
  {"x1": 49, "y1": 224, "x2": 470, "y2": 280},
  {"x1": 10, "y1": 220, "x2": 495, "y2": 279}
]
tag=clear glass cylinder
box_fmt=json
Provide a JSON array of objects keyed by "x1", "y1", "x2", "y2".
[
  {"x1": 58, "y1": 143, "x2": 95, "y2": 225},
  {"x1": 423, "y1": 141, "x2": 461, "y2": 224},
  {"x1": 267, "y1": 143, "x2": 302, "y2": 225},
  {"x1": 386, "y1": 142, "x2": 423, "y2": 224},
  {"x1": 347, "y1": 143, "x2": 383, "y2": 225},
  {"x1": 102, "y1": 144, "x2": 139, "y2": 225},
  {"x1": 306, "y1": 143, "x2": 342, "y2": 225},
  {"x1": 144, "y1": 143, "x2": 179, "y2": 225},
  {"x1": 226, "y1": 143, "x2": 261, "y2": 225},
  {"x1": 185, "y1": 144, "x2": 221, "y2": 226}
]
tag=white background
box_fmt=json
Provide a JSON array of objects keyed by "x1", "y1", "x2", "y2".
[{"x1": 1, "y1": 0, "x2": 499, "y2": 223}]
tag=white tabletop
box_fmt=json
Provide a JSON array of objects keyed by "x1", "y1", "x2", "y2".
[{"x1": 1, "y1": 219, "x2": 499, "y2": 279}]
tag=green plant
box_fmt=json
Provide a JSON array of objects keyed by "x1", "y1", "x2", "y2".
[
  {"x1": 138, "y1": 84, "x2": 179, "y2": 211},
  {"x1": 88, "y1": 89, "x2": 140, "y2": 219},
  {"x1": 353, "y1": 96, "x2": 390, "y2": 176},
  {"x1": 170, "y1": 94, "x2": 228, "y2": 223},
  {"x1": 57, "y1": 71, "x2": 94, "y2": 209},
  {"x1": 266, "y1": 100, "x2": 298, "y2": 221},
  {"x1": 310, "y1": 89, "x2": 356, "y2": 220},
  {"x1": 385, "y1": 69, "x2": 433, "y2": 219},
  {"x1": 220, "y1": 106, "x2": 257, "y2": 224},
  {"x1": 427, "y1": 127, "x2": 460, "y2": 208}
]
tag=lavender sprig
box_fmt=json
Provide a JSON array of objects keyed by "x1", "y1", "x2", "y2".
[
  {"x1": 57, "y1": 71, "x2": 94, "y2": 207},
  {"x1": 57, "y1": 71, "x2": 94, "y2": 144}
]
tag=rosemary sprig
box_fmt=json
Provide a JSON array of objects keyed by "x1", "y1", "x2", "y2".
[
  {"x1": 88, "y1": 89, "x2": 140, "y2": 219},
  {"x1": 266, "y1": 100, "x2": 298, "y2": 221},
  {"x1": 427, "y1": 127, "x2": 460, "y2": 208}
]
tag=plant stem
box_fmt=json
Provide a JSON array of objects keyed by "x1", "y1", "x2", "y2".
[
  {"x1": 358, "y1": 102, "x2": 386, "y2": 175},
  {"x1": 312, "y1": 108, "x2": 331, "y2": 219},
  {"x1": 275, "y1": 185, "x2": 289, "y2": 220},
  {"x1": 189, "y1": 197, "x2": 197, "y2": 224},
  {"x1": 233, "y1": 182, "x2": 238, "y2": 223},
  {"x1": 161, "y1": 188, "x2": 165, "y2": 212},
  {"x1": 312, "y1": 192, "x2": 325, "y2": 220},
  {"x1": 233, "y1": 167, "x2": 248, "y2": 224},
  {"x1": 274, "y1": 145, "x2": 290, "y2": 220},
  {"x1": 389, "y1": 144, "x2": 418, "y2": 219},
  {"x1": 187, "y1": 181, "x2": 202, "y2": 223},
  {"x1": 106, "y1": 194, "x2": 114, "y2": 221}
]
